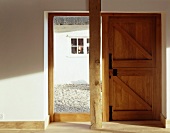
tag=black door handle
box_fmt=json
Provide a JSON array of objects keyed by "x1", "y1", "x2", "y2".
[{"x1": 113, "y1": 69, "x2": 117, "y2": 76}]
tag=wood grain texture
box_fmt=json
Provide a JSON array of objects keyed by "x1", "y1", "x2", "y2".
[
  {"x1": 160, "y1": 114, "x2": 170, "y2": 128},
  {"x1": 113, "y1": 76, "x2": 152, "y2": 111},
  {"x1": 48, "y1": 13, "x2": 54, "y2": 122},
  {"x1": 102, "y1": 16, "x2": 109, "y2": 122},
  {"x1": 110, "y1": 16, "x2": 156, "y2": 68},
  {"x1": 108, "y1": 14, "x2": 161, "y2": 121},
  {"x1": 113, "y1": 24, "x2": 152, "y2": 59},
  {"x1": 160, "y1": 114, "x2": 166, "y2": 128},
  {"x1": 48, "y1": 13, "x2": 89, "y2": 123},
  {"x1": 1, "y1": 121, "x2": 170, "y2": 132},
  {"x1": 89, "y1": 0, "x2": 102, "y2": 129},
  {"x1": 112, "y1": 111, "x2": 153, "y2": 120},
  {"x1": 54, "y1": 113, "x2": 90, "y2": 122},
  {"x1": 154, "y1": 15, "x2": 162, "y2": 120},
  {"x1": 0, "y1": 121, "x2": 45, "y2": 130}
]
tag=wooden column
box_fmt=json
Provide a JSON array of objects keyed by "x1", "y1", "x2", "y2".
[
  {"x1": 48, "y1": 13, "x2": 54, "y2": 122},
  {"x1": 102, "y1": 16, "x2": 109, "y2": 122},
  {"x1": 89, "y1": 0, "x2": 102, "y2": 129}
]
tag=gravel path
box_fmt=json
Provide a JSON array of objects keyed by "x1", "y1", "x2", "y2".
[{"x1": 54, "y1": 84, "x2": 90, "y2": 113}]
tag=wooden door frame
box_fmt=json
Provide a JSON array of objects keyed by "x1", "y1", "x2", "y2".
[
  {"x1": 48, "y1": 13, "x2": 161, "y2": 123},
  {"x1": 48, "y1": 13, "x2": 90, "y2": 122},
  {"x1": 102, "y1": 13, "x2": 162, "y2": 121},
  {"x1": 48, "y1": 12, "x2": 103, "y2": 123}
]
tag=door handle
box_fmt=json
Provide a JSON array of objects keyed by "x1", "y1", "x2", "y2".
[{"x1": 113, "y1": 69, "x2": 117, "y2": 76}]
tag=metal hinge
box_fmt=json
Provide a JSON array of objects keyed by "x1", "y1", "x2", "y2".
[
  {"x1": 109, "y1": 53, "x2": 112, "y2": 69},
  {"x1": 109, "y1": 106, "x2": 113, "y2": 121}
]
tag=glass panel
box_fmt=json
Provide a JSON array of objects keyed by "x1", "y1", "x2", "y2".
[
  {"x1": 71, "y1": 47, "x2": 77, "y2": 54},
  {"x1": 87, "y1": 38, "x2": 89, "y2": 54},
  {"x1": 78, "y1": 46, "x2": 84, "y2": 54},
  {"x1": 71, "y1": 38, "x2": 77, "y2": 46},
  {"x1": 87, "y1": 47, "x2": 89, "y2": 54},
  {"x1": 78, "y1": 38, "x2": 83, "y2": 46},
  {"x1": 78, "y1": 38, "x2": 84, "y2": 54},
  {"x1": 87, "y1": 38, "x2": 89, "y2": 43}
]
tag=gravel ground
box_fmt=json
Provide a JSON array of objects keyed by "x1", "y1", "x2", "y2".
[{"x1": 54, "y1": 84, "x2": 90, "y2": 113}]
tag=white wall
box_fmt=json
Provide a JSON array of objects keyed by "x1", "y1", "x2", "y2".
[
  {"x1": 0, "y1": 0, "x2": 87, "y2": 121},
  {"x1": 0, "y1": 0, "x2": 169, "y2": 121},
  {"x1": 54, "y1": 30, "x2": 89, "y2": 84}
]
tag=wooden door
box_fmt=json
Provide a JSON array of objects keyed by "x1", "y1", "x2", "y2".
[{"x1": 107, "y1": 14, "x2": 161, "y2": 121}]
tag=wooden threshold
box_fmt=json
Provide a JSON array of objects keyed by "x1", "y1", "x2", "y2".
[{"x1": 54, "y1": 113, "x2": 90, "y2": 122}]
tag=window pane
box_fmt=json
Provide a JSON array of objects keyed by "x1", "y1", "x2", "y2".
[
  {"x1": 87, "y1": 47, "x2": 89, "y2": 54},
  {"x1": 87, "y1": 38, "x2": 89, "y2": 43},
  {"x1": 78, "y1": 38, "x2": 83, "y2": 46},
  {"x1": 78, "y1": 46, "x2": 84, "y2": 54},
  {"x1": 71, "y1": 38, "x2": 77, "y2": 46},
  {"x1": 71, "y1": 47, "x2": 77, "y2": 54}
]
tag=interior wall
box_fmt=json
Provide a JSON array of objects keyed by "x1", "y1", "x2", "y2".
[
  {"x1": 0, "y1": 0, "x2": 169, "y2": 121},
  {"x1": 0, "y1": 1, "x2": 45, "y2": 121},
  {"x1": 0, "y1": 0, "x2": 87, "y2": 121}
]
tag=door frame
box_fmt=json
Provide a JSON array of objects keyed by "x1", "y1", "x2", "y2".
[
  {"x1": 48, "y1": 13, "x2": 162, "y2": 122},
  {"x1": 48, "y1": 13, "x2": 90, "y2": 122}
]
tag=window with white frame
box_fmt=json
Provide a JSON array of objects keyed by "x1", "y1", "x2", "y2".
[{"x1": 71, "y1": 38, "x2": 89, "y2": 55}]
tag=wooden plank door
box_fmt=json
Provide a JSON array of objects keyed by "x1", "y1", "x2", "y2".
[{"x1": 107, "y1": 14, "x2": 161, "y2": 120}]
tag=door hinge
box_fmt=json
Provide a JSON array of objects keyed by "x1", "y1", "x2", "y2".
[
  {"x1": 109, "y1": 106, "x2": 113, "y2": 121},
  {"x1": 109, "y1": 53, "x2": 112, "y2": 69}
]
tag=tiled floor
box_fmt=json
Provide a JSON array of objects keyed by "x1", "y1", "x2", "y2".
[{"x1": 1, "y1": 121, "x2": 170, "y2": 133}]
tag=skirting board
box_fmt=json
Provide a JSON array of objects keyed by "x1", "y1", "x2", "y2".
[
  {"x1": 160, "y1": 114, "x2": 170, "y2": 128},
  {"x1": 0, "y1": 115, "x2": 50, "y2": 130}
]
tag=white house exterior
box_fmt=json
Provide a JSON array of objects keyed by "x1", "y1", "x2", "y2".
[{"x1": 54, "y1": 29, "x2": 89, "y2": 84}]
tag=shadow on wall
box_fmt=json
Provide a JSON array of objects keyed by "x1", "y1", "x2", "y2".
[
  {"x1": 0, "y1": 57, "x2": 44, "y2": 80},
  {"x1": 0, "y1": 2, "x2": 44, "y2": 80}
]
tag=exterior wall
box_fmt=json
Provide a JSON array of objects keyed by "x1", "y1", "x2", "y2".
[
  {"x1": 0, "y1": 0, "x2": 169, "y2": 122},
  {"x1": 54, "y1": 30, "x2": 89, "y2": 84}
]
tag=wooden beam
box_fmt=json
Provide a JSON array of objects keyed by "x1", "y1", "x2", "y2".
[
  {"x1": 102, "y1": 16, "x2": 109, "y2": 122},
  {"x1": 48, "y1": 13, "x2": 54, "y2": 122},
  {"x1": 89, "y1": 0, "x2": 102, "y2": 129}
]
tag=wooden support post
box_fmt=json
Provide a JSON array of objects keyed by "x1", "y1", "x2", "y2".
[
  {"x1": 102, "y1": 16, "x2": 109, "y2": 122},
  {"x1": 89, "y1": 0, "x2": 102, "y2": 129},
  {"x1": 48, "y1": 13, "x2": 54, "y2": 122}
]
